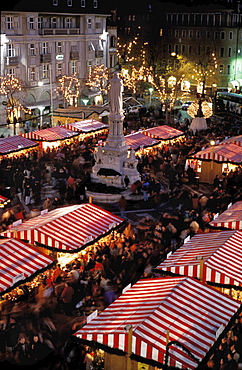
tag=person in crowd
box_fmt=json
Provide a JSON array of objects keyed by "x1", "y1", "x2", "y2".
[
  {"x1": 43, "y1": 197, "x2": 53, "y2": 212},
  {"x1": 60, "y1": 282, "x2": 75, "y2": 316},
  {"x1": 118, "y1": 195, "x2": 127, "y2": 218}
]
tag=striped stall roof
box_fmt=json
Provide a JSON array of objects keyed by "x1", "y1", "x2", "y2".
[
  {"x1": 156, "y1": 230, "x2": 242, "y2": 285},
  {"x1": 125, "y1": 131, "x2": 159, "y2": 150},
  {"x1": 74, "y1": 276, "x2": 240, "y2": 369},
  {"x1": 221, "y1": 135, "x2": 242, "y2": 147},
  {"x1": 210, "y1": 201, "x2": 242, "y2": 230},
  {"x1": 1, "y1": 204, "x2": 124, "y2": 252},
  {"x1": 144, "y1": 125, "x2": 184, "y2": 140},
  {"x1": 64, "y1": 119, "x2": 108, "y2": 133},
  {"x1": 0, "y1": 135, "x2": 38, "y2": 155},
  {"x1": 22, "y1": 126, "x2": 79, "y2": 142},
  {"x1": 0, "y1": 238, "x2": 54, "y2": 293},
  {"x1": 191, "y1": 143, "x2": 242, "y2": 163},
  {"x1": 0, "y1": 195, "x2": 8, "y2": 203}
]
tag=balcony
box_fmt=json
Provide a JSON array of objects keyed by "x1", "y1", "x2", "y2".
[
  {"x1": 40, "y1": 54, "x2": 52, "y2": 63},
  {"x1": 38, "y1": 28, "x2": 80, "y2": 35},
  {"x1": 5, "y1": 56, "x2": 19, "y2": 65},
  {"x1": 70, "y1": 51, "x2": 79, "y2": 60}
]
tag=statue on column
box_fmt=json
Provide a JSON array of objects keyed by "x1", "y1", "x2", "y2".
[{"x1": 108, "y1": 72, "x2": 124, "y2": 115}]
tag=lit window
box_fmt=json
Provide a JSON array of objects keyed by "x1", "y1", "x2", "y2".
[
  {"x1": 29, "y1": 67, "x2": 35, "y2": 81},
  {"x1": 5, "y1": 16, "x2": 13, "y2": 30},
  {"x1": 57, "y1": 63, "x2": 62, "y2": 76},
  {"x1": 93, "y1": 0, "x2": 98, "y2": 8},
  {"x1": 219, "y1": 64, "x2": 224, "y2": 74},
  {"x1": 42, "y1": 64, "x2": 49, "y2": 78},
  {"x1": 132, "y1": 15, "x2": 135, "y2": 21},
  {"x1": 29, "y1": 17, "x2": 34, "y2": 30}
]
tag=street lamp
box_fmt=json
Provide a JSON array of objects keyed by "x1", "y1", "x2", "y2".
[
  {"x1": 210, "y1": 140, "x2": 216, "y2": 171},
  {"x1": 38, "y1": 106, "x2": 45, "y2": 129},
  {"x1": 148, "y1": 87, "x2": 154, "y2": 106}
]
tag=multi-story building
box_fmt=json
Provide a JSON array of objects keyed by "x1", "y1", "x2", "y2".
[
  {"x1": 0, "y1": 0, "x2": 117, "y2": 124},
  {"x1": 156, "y1": 4, "x2": 242, "y2": 94}
]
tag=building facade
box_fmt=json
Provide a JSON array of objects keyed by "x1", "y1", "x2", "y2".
[
  {"x1": 160, "y1": 5, "x2": 242, "y2": 94},
  {"x1": 0, "y1": 0, "x2": 117, "y2": 125}
]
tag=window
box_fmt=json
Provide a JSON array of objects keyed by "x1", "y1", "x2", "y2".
[
  {"x1": 8, "y1": 68, "x2": 15, "y2": 76},
  {"x1": 38, "y1": 17, "x2": 43, "y2": 29},
  {"x1": 87, "y1": 18, "x2": 92, "y2": 29},
  {"x1": 132, "y1": 15, "x2": 135, "y2": 21},
  {"x1": 51, "y1": 18, "x2": 57, "y2": 28},
  {"x1": 228, "y1": 47, "x2": 232, "y2": 57},
  {"x1": 67, "y1": 0, "x2": 72, "y2": 6},
  {"x1": 229, "y1": 31, "x2": 233, "y2": 40},
  {"x1": 220, "y1": 47, "x2": 224, "y2": 57},
  {"x1": 220, "y1": 31, "x2": 225, "y2": 39},
  {"x1": 42, "y1": 64, "x2": 49, "y2": 78},
  {"x1": 188, "y1": 45, "x2": 192, "y2": 54},
  {"x1": 189, "y1": 30, "x2": 193, "y2": 38},
  {"x1": 206, "y1": 31, "x2": 210, "y2": 38},
  {"x1": 57, "y1": 63, "x2": 62, "y2": 76},
  {"x1": 196, "y1": 31, "x2": 200, "y2": 39},
  {"x1": 214, "y1": 31, "x2": 218, "y2": 39},
  {"x1": 175, "y1": 30, "x2": 179, "y2": 37},
  {"x1": 93, "y1": 0, "x2": 98, "y2": 7},
  {"x1": 71, "y1": 61, "x2": 77, "y2": 75},
  {"x1": 95, "y1": 22, "x2": 101, "y2": 29},
  {"x1": 219, "y1": 64, "x2": 224, "y2": 74},
  {"x1": 42, "y1": 42, "x2": 48, "y2": 54},
  {"x1": 5, "y1": 16, "x2": 13, "y2": 29},
  {"x1": 182, "y1": 30, "x2": 186, "y2": 38},
  {"x1": 110, "y1": 36, "x2": 116, "y2": 47},
  {"x1": 29, "y1": 17, "x2": 34, "y2": 29},
  {"x1": 181, "y1": 44, "x2": 185, "y2": 53},
  {"x1": 66, "y1": 18, "x2": 72, "y2": 28},
  {"x1": 29, "y1": 67, "x2": 35, "y2": 81},
  {"x1": 81, "y1": 0, "x2": 85, "y2": 6},
  {"x1": 53, "y1": 0, "x2": 58, "y2": 5},
  {"x1": 29, "y1": 43, "x2": 35, "y2": 56},
  {"x1": 7, "y1": 44, "x2": 15, "y2": 57},
  {"x1": 227, "y1": 64, "x2": 230, "y2": 74},
  {"x1": 57, "y1": 41, "x2": 62, "y2": 53}
]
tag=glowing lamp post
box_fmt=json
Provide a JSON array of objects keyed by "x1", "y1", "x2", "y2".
[
  {"x1": 148, "y1": 87, "x2": 154, "y2": 106},
  {"x1": 210, "y1": 139, "x2": 216, "y2": 170},
  {"x1": 38, "y1": 106, "x2": 45, "y2": 128}
]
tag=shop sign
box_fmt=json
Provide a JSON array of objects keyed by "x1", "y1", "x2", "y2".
[
  {"x1": 13, "y1": 272, "x2": 25, "y2": 285},
  {"x1": 56, "y1": 54, "x2": 64, "y2": 61}
]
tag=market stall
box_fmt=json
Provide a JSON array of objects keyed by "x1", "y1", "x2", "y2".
[
  {"x1": 0, "y1": 238, "x2": 54, "y2": 296},
  {"x1": 144, "y1": 125, "x2": 185, "y2": 142},
  {"x1": 186, "y1": 143, "x2": 242, "y2": 184},
  {"x1": 22, "y1": 126, "x2": 79, "y2": 150},
  {"x1": 0, "y1": 135, "x2": 38, "y2": 159},
  {"x1": 209, "y1": 201, "x2": 242, "y2": 230},
  {"x1": 74, "y1": 276, "x2": 240, "y2": 370},
  {"x1": 125, "y1": 131, "x2": 159, "y2": 155},
  {"x1": 1, "y1": 204, "x2": 124, "y2": 264},
  {"x1": 156, "y1": 230, "x2": 242, "y2": 299},
  {"x1": 0, "y1": 195, "x2": 10, "y2": 208},
  {"x1": 221, "y1": 135, "x2": 242, "y2": 146}
]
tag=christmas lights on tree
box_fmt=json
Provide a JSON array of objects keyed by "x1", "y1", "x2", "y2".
[{"x1": 55, "y1": 75, "x2": 81, "y2": 107}]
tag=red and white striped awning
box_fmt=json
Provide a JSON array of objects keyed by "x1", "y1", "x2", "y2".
[
  {"x1": 125, "y1": 131, "x2": 159, "y2": 150},
  {"x1": 191, "y1": 143, "x2": 242, "y2": 163},
  {"x1": 210, "y1": 201, "x2": 242, "y2": 230},
  {"x1": 64, "y1": 119, "x2": 108, "y2": 133},
  {"x1": 0, "y1": 238, "x2": 54, "y2": 294},
  {"x1": 0, "y1": 135, "x2": 38, "y2": 155},
  {"x1": 144, "y1": 125, "x2": 184, "y2": 140},
  {"x1": 157, "y1": 230, "x2": 242, "y2": 285},
  {"x1": 1, "y1": 204, "x2": 124, "y2": 252},
  {"x1": 22, "y1": 126, "x2": 79, "y2": 142},
  {"x1": 75, "y1": 276, "x2": 240, "y2": 369},
  {"x1": 221, "y1": 135, "x2": 242, "y2": 147},
  {"x1": 0, "y1": 195, "x2": 10, "y2": 206}
]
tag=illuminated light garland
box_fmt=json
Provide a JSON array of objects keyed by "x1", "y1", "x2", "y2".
[{"x1": 187, "y1": 100, "x2": 212, "y2": 119}]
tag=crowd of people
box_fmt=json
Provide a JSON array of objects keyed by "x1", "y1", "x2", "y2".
[{"x1": 0, "y1": 110, "x2": 242, "y2": 368}]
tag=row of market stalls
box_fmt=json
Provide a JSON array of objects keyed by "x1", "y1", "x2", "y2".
[
  {"x1": 73, "y1": 201, "x2": 242, "y2": 369},
  {"x1": 187, "y1": 135, "x2": 242, "y2": 184},
  {"x1": 1, "y1": 200, "x2": 242, "y2": 369}
]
